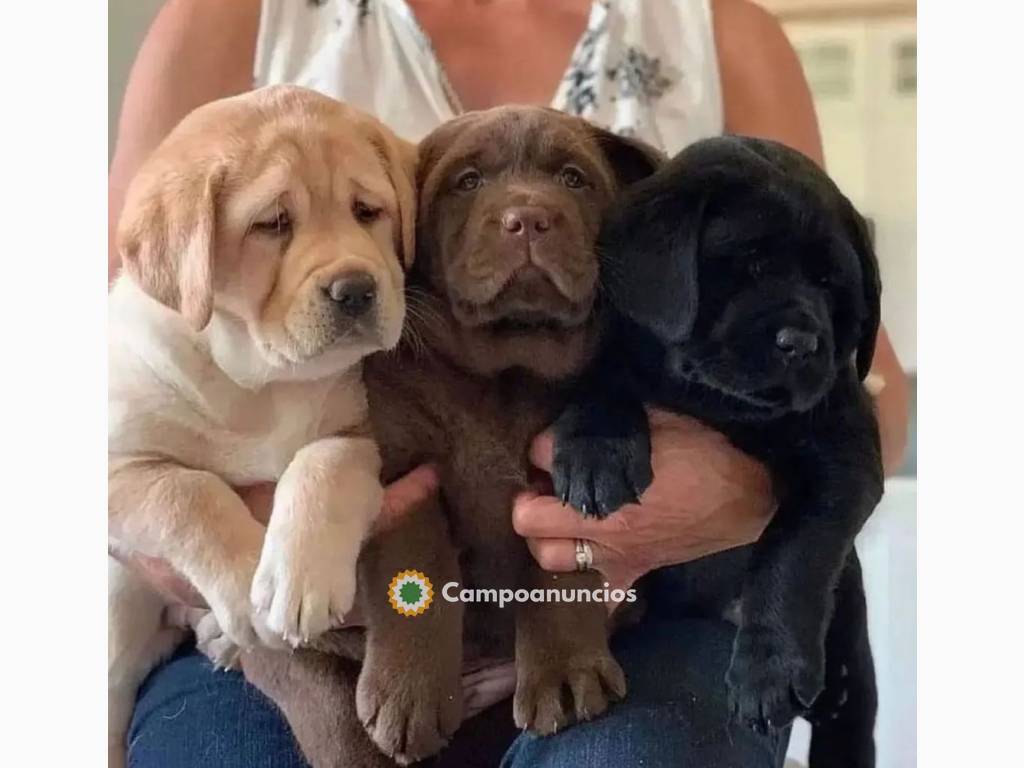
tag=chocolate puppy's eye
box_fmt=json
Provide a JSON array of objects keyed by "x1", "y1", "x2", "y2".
[
  {"x1": 455, "y1": 169, "x2": 482, "y2": 192},
  {"x1": 250, "y1": 206, "x2": 292, "y2": 236},
  {"x1": 559, "y1": 165, "x2": 586, "y2": 188},
  {"x1": 353, "y1": 200, "x2": 382, "y2": 224}
]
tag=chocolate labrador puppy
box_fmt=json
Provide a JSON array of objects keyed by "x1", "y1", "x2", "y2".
[
  {"x1": 241, "y1": 107, "x2": 661, "y2": 768},
  {"x1": 551, "y1": 136, "x2": 883, "y2": 767}
]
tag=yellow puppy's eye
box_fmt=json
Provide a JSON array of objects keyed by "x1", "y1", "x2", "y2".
[
  {"x1": 559, "y1": 165, "x2": 586, "y2": 188},
  {"x1": 353, "y1": 200, "x2": 383, "y2": 224},
  {"x1": 250, "y1": 206, "x2": 291, "y2": 237}
]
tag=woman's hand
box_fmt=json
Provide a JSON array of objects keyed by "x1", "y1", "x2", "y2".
[
  {"x1": 513, "y1": 409, "x2": 776, "y2": 591},
  {"x1": 114, "y1": 464, "x2": 441, "y2": 627}
]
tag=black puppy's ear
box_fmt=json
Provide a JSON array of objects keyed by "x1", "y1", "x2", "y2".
[
  {"x1": 601, "y1": 179, "x2": 706, "y2": 344},
  {"x1": 591, "y1": 128, "x2": 666, "y2": 188},
  {"x1": 841, "y1": 199, "x2": 882, "y2": 380},
  {"x1": 589, "y1": 129, "x2": 700, "y2": 344}
]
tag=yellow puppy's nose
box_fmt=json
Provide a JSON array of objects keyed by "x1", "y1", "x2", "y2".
[{"x1": 326, "y1": 272, "x2": 377, "y2": 318}]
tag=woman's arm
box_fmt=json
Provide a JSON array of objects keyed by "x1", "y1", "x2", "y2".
[
  {"x1": 713, "y1": 0, "x2": 910, "y2": 473},
  {"x1": 108, "y1": 0, "x2": 261, "y2": 282}
]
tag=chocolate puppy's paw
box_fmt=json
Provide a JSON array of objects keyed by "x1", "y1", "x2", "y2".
[
  {"x1": 356, "y1": 664, "x2": 461, "y2": 765},
  {"x1": 552, "y1": 432, "x2": 652, "y2": 518},
  {"x1": 727, "y1": 624, "x2": 824, "y2": 734},
  {"x1": 513, "y1": 650, "x2": 626, "y2": 735}
]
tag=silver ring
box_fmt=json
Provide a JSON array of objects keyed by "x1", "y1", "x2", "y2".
[{"x1": 575, "y1": 539, "x2": 593, "y2": 572}]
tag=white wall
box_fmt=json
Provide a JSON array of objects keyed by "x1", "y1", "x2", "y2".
[
  {"x1": 785, "y1": 16, "x2": 918, "y2": 370},
  {"x1": 109, "y1": 0, "x2": 164, "y2": 160}
]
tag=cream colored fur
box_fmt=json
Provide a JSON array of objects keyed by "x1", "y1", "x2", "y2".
[{"x1": 108, "y1": 86, "x2": 416, "y2": 767}]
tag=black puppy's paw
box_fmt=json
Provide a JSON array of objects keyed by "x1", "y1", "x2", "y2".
[
  {"x1": 727, "y1": 624, "x2": 824, "y2": 734},
  {"x1": 552, "y1": 431, "x2": 652, "y2": 518}
]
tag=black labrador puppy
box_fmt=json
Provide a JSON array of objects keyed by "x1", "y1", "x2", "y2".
[{"x1": 552, "y1": 135, "x2": 883, "y2": 768}]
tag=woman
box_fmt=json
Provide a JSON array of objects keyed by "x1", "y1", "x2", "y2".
[{"x1": 110, "y1": 1, "x2": 909, "y2": 766}]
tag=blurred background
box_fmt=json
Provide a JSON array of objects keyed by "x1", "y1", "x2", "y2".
[
  {"x1": 772, "y1": 0, "x2": 917, "y2": 480},
  {"x1": 109, "y1": 2, "x2": 916, "y2": 766},
  {"x1": 754, "y1": 8, "x2": 917, "y2": 766}
]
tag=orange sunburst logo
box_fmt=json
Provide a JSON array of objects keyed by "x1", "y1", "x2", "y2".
[{"x1": 387, "y1": 570, "x2": 434, "y2": 616}]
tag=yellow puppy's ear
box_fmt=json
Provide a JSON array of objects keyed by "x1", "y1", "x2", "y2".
[
  {"x1": 117, "y1": 161, "x2": 223, "y2": 331},
  {"x1": 369, "y1": 127, "x2": 418, "y2": 271}
]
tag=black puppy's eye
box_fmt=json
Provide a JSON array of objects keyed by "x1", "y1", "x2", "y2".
[
  {"x1": 559, "y1": 165, "x2": 586, "y2": 189},
  {"x1": 809, "y1": 265, "x2": 835, "y2": 287},
  {"x1": 455, "y1": 169, "x2": 482, "y2": 192},
  {"x1": 353, "y1": 200, "x2": 383, "y2": 224},
  {"x1": 748, "y1": 259, "x2": 766, "y2": 279},
  {"x1": 250, "y1": 206, "x2": 292, "y2": 237}
]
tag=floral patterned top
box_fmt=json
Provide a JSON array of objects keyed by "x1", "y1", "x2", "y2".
[{"x1": 256, "y1": 0, "x2": 723, "y2": 151}]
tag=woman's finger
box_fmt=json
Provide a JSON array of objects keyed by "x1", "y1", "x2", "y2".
[
  {"x1": 525, "y1": 535, "x2": 611, "y2": 574},
  {"x1": 461, "y1": 660, "x2": 517, "y2": 720},
  {"x1": 644, "y1": 406, "x2": 703, "y2": 432},
  {"x1": 376, "y1": 464, "x2": 441, "y2": 533},
  {"x1": 114, "y1": 550, "x2": 207, "y2": 608},
  {"x1": 528, "y1": 430, "x2": 555, "y2": 473},
  {"x1": 236, "y1": 482, "x2": 276, "y2": 526},
  {"x1": 524, "y1": 537, "x2": 636, "y2": 616},
  {"x1": 163, "y1": 604, "x2": 208, "y2": 631},
  {"x1": 512, "y1": 489, "x2": 631, "y2": 540}
]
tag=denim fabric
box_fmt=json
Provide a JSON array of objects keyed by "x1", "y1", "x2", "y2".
[
  {"x1": 129, "y1": 618, "x2": 788, "y2": 767},
  {"x1": 128, "y1": 642, "x2": 309, "y2": 768},
  {"x1": 502, "y1": 617, "x2": 791, "y2": 768}
]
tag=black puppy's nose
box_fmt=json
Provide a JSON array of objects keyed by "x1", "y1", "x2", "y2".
[
  {"x1": 326, "y1": 273, "x2": 377, "y2": 318},
  {"x1": 501, "y1": 206, "x2": 551, "y2": 236},
  {"x1": 775, "y1": 327, "x2": 820, "y2": 359}
]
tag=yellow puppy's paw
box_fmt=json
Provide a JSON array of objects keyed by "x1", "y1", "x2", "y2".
[{"x1": 250, "y1": 514, "x2": 359, "y2": 647}]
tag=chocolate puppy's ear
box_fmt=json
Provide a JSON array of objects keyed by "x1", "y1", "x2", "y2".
[
  {"x1": 411, "y1": 112, "x2": 488, "y2": 285},
  {"x1": 840, "y1": 199, "x2": 882, "y2": 380},
  {"x1": 591, "y1": 128, "x2": 666, "y2": 188},
  {"x1": 601, "y1": 177, "x2": 706, "y2": 344}
]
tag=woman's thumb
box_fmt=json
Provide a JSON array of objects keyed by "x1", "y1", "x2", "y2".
[{"x1": 377, "y1": 464, "x2": 441, "y2": 532}]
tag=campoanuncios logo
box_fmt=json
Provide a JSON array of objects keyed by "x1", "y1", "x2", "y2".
[
  {"x1": 388, "y1": 570, "x2": 434, "y2": 616},
  {"x1": 388, "y1": 570, "x2": 638, "y2": 616}
]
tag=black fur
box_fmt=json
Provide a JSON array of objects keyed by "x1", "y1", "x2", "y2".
[{"x1": 553, "y1": 136, "x2": 883, "y2": 767}]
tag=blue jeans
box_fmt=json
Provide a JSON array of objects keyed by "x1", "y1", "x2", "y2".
[{"x1": 129, "y1": 617, "x2": 790, "y2": 767}]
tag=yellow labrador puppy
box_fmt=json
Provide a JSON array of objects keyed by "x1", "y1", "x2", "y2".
[{"x1": 107, "y1": 86, "x2": 415, "y2": 766}]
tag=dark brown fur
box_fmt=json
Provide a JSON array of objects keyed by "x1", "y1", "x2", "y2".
[{"x1": 240, "y1": 107, "x2": 662, "y2": 767}]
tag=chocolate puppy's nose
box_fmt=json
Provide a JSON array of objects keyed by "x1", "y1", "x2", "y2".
[
  {"x1": 327, "y1": 272, "x2": 377, "y2": 318},
  {"x1": 775, "y1": 327, "x2": 820, "y2": 359},
  {"x1": 501, "y1": 206, "x2": 551, "y2": 236}
]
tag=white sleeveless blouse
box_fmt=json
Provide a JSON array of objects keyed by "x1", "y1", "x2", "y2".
[{"x1": 255, "y1": 0, "x2": 724, "y2": 152}]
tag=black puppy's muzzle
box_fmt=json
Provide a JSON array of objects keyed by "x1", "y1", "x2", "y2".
[
  {"x1": 770, "y1": 312, "x2": 825, "y2": 369},
  {"x1": 760, "y1": 304, "x2": 835, "y2": 411},
  {"x1": 697, "y1": 290, "x2": 837, "y2": 413},
  {"x1": 733, "y1": 287, "x2": 828, "y2": 369},
  {"x1": 775, "y1": 327, "x2": 820, "y2": 360}
]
